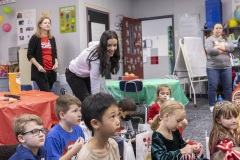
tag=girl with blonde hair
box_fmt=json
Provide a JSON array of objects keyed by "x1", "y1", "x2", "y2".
[
  {"x1": 151, "y1": 100, "x2": 203, "y2": 160},
  {"x1": 148, "y1": 84, "x2": 188, "y2": 133}
]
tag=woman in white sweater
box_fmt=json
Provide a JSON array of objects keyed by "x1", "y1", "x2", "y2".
[{"x1": 65, "y1": 30, "x2": 120, "y2": 102}]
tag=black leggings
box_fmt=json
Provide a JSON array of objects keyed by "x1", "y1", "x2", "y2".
[
  {"x1": 36, "y1": 71, "x2": 55, "y2": 92},
  {"x1": 65, "y1": 68, "x2": 91, "y2": 102}
]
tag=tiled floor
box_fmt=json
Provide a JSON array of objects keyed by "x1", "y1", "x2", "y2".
[{"x1": 182, "y1": 98, "x2": 212, "y2": 158}]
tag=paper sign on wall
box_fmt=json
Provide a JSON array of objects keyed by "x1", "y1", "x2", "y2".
[
  {"x1": 59, "y1": 5, "x2": 76, "y2": 33},
  {"x1": 91, "y1": 22, "x2": 105, "y2": 41},
  {"x1": 40, "y1": 11, "x2": 50, "y2": 18},
  {"x1": 16, "y1": 9, "x2": 36, "y2": 46}
]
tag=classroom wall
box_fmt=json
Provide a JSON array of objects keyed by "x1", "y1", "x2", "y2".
[
  {"x1": 0, "y1": 0, "x2": 234, "y2": 81},
  {"x1": 132, "y1": 0, "x2": 206, "y2": 54},
  {"x1": 0, "y1": 0, "x2": 134, "y2": 79},
  {"x1": 133, "y1": 0, "x2": 234, "y2": 95},
  {"x1": 133, "y1": 0, "x2": 234, "y2": 56}
]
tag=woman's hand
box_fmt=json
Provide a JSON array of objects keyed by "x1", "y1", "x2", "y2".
[
  {"x1": 214, "y1": 41, "x2": 227, "y2": 52},
  {"x1": 37, "y1": 65, "x2": 46, "y2": 73},
  {"x1": 52, "y1": 62, "x2": 58, "y2": 72}
]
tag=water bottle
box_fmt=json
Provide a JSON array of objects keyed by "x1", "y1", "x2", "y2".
[
  {"x1": 217, "y1": 95, "x2": 223, "y2": 102},
  {"x1": 204, "y1": 23, "x2": 207, "y2": 29},
  {"x1": 60, "y1": 88, "x2": 67, "y2": 95}
]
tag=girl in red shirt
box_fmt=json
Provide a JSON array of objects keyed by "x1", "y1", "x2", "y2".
[{"x1": 147, "y1": 84, "x2": 188, "y2": 133}]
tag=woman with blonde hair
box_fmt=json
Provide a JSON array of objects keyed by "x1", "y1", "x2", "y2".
[{"x1": 27, "y1": 16, "x2": 58, "y2": 92}]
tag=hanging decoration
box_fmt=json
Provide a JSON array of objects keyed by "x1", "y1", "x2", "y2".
[
  {"x1": 2, "y1": 5, "x2": 12, "y2": 15},
  {"x1": 0, "y1": 15, "x2": 4, "y2": 24},
  {"x1": 168, "y1": 26, "x2": 173, "y2": 73},
  {"x1": 16, "y1": 9, "x2": 36, "y2": 45},
  {"x1": 2, "y1": 23, "x2": 12, "y2": 32}
]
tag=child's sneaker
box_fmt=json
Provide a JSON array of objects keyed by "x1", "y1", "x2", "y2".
[{"x1": 210, "y1": 106, "x2": 214, "y2": 112}]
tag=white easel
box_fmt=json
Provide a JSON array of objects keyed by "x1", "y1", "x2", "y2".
[{"x1": 173, "y1": 37, "x2": 208, "y2": 107}]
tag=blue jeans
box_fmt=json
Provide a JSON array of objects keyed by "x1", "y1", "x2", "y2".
[{"x1": 206, "y1": 68, "x2": 232, "y2": 106}]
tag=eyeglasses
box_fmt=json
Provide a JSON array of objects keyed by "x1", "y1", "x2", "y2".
[{"x1": 22, "y1": 128, "x2": 48, "y2": 136}]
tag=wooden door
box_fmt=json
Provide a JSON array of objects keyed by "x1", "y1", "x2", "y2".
[{"x1": 122, "y1": 17, "x2": 143, "y2": 78}]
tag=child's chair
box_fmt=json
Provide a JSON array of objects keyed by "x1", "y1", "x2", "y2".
[
  {"x1": 21, "y1": 84, "x2": 33, "y2": 91},
  {"x1": 119, "y1": 80, "x2": 143, "y2": 104}
]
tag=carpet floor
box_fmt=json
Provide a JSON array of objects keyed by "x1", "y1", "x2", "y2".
[{"x1": 182, "y1": 98, "x2": 212, "y2": 159}]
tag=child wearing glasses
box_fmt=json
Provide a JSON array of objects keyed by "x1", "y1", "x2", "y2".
[
  {"x1": 44, "y1": 94, "x2": 85, "y2": 160},
  {"x1": 9, "y1": 114, "x2": 48, "y2": 160},
  {"x1": 209, "y1": 101, "x2": 239, "y2": 159},
  {"x1": 77, "y1": 93, "x2": 120, "y2": 160}
]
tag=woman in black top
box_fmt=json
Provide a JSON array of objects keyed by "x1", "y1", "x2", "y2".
[{"x1": 27, "y1": 16, "x2": 58, "y2": 92}]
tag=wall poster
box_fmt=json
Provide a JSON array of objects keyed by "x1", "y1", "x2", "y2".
[
  {"x1": 16, "y1": 9, "x2": 36, "y2": 46},
  {"x1": 177, "y1": 13, "x2": 200, "y2": 37},
  {"x1": 59, "y1": 5, "x2": 76, "y2": 33},
  {"x1": 91, "y1": 22, "x2": 105, "y2": 41}
]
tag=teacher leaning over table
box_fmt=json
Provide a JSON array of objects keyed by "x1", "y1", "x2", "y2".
[{"x1": 65, "y1": 30, "x2": 120, "y2": 102}]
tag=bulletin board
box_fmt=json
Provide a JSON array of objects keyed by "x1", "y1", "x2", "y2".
[{"x1": 16, "y1": 9, "x2": 36, "y2": 46}]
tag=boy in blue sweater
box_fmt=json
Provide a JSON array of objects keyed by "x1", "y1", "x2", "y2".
[
  {"x1": 9, "y1": 114, "x2": 48, "y2": 160},
  {"x1": 45, "y1": 94, "x2": 85, "y2": 160}
]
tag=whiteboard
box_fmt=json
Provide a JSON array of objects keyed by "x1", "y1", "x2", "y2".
[{"x1": 176, "y1": 37, "x2": 207, "y2": 78}]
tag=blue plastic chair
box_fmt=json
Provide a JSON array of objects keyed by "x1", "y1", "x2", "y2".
[
  {"x1": 119, "y1": 80, "x2": 148, "y2": 124},
  {"x1": 119, "y1": 80, "x2": 143, "y2": 104},
  {"x1": 21, "y1": 85, "x2": 32, "y2": 91}
]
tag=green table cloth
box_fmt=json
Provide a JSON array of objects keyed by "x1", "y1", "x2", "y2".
[{"x1": 106, "y1": 79, "x2": 189, "y2": 106}]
